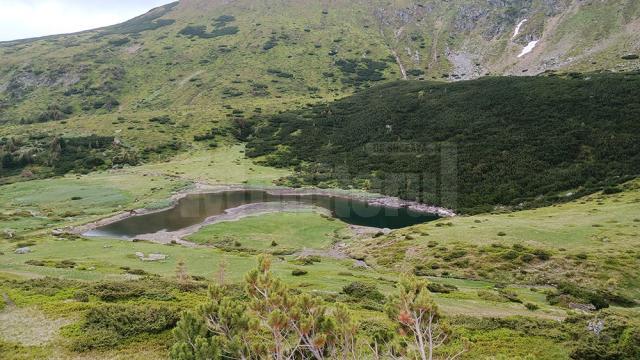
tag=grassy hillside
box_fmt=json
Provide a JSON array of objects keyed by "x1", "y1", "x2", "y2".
[
  {"x1": 243, "y1": 72, "x2": 640, "y2": 213},
  {"x1": 0, "y1": 130, "x2": 638, "y2": 359},
  {"x1": 1, "y1": 0, "x2": 639, "y2": 186},
  {"x1": 1, "y1": 170, "x2": 639, "y2": 358},
  {"x1": 349, "y1": 179, "x2": 640, "y2": 300}
]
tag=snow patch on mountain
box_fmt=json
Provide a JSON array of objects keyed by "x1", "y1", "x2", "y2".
[
  {"x1": 513, "y1": 19, "x2": 527, "y2": 39},
  {"x1": 518, "y1": 40, "x2": 539, "y2": 58}
]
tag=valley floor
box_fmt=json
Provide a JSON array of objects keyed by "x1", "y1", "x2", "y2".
[{"x1": 0, "y1": 146, "x2": 638, "y2": 359}]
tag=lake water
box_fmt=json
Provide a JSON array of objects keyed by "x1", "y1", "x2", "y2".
[{"x1": 84, "y1": 190, "x2": 439, "y2": 239}]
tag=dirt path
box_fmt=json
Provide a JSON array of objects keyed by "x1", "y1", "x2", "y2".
[{"x1": 0, "y1": 295, "x2": 73, "y2": 346}]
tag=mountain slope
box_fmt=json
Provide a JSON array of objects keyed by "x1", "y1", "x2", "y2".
[
  {"x1": 0, "y1": 0, "x2": 639, "y2": 183},
  {"x1": 243, "y1": 73, "x2": 640, "y2": 213},
  {"x1": 1, "y1": 0, "x2": 639, "y2": 121}
]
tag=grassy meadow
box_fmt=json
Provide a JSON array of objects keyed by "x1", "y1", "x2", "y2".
[{"x1": 1, "y1": 145, "x2": 639, "y2": 358}]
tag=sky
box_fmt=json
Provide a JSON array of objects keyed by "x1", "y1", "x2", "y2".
[{"x1": 0, "y1": 0, "x2": 172, "y2": 41}]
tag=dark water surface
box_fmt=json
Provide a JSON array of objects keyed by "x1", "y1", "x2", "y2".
[{"x1": 84, "y1": 190, "x2": 439, "y2": 239}]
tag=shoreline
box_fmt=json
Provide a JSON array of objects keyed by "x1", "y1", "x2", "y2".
[
  {"x1": 131, "y1": 202, "x2": 331, "y2": 245},
  {"x1": 71, "y1": 183, "x2": 455, "y2": 243}
]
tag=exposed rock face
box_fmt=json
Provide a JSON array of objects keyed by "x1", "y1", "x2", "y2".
[
  {"x1": 0, "y1": 65, "x2": 84, "y2": 104},
  {"x1": 454, "y1": 6, "x2": 490, "y2": 33},
  {"x1": 569, "y1": 302, "x2": 597, "y2": 312}
]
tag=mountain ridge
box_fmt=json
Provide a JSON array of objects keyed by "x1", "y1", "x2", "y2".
[{"x1": 1, "y1": 0, "x2": 638, "y2": 117}]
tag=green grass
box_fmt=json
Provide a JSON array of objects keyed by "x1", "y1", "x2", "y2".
[
  {"x1": 0, "y1": 143, "x2": 637, "y2": 359},
  {"x1": 0, "y1": 145, "x2": 287, "y2": 235},
  {"x1": 409, "y1": 184, "x2": 640, "y2": 251},
  {"x1": 0, "y1": 236, "x2": 370, "y2": 292},
  {"x1": 459, "y1": 328, "x2": 570, "y2": 359},
  {"x1": 354, "y1": 179, "x2": 640, "y2": 299},
  {"x1": 125, "y1": 144, "x2": 290, "y2": 186},
  {"x1": 186, "y1": 212, "x2": 345, "y2": 250}
]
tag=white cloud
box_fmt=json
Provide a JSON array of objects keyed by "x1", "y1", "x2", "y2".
[{"x1": 0, "y1": 0, "x2": 171, "y2": 41}]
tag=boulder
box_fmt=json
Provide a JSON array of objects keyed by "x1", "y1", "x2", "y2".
[
  {"x1": 135, "y1": 252, "x2": 168, "y2": 261},
  {"x1": 51, "y1": 229, "x2": 65, "y2": 236},
  {"x1": 15, "y1": 247, "x2": 31, "y2": 254},
  {"x1": 146, "y1": 253, "x2": 168, "y2": 261}
]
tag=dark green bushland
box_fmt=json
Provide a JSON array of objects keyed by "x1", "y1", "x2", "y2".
[{"x1": 243, "y1": 73, "x2": 640, "y2": 213}]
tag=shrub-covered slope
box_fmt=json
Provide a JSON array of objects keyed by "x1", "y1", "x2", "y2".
[
  {"x1": 244, "y1": 73, "x2": 640, "y2": 212},
  {"x1": 1, "y1": 0, "x2": 639, "y2": 184}
]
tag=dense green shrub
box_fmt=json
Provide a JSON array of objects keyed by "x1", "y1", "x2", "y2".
[
  {"x1": 501, "y1": 250, "x2": 519, "y2": 260},
  {"x1": 0, "y1": 134, "x2": 130, "y2": 178},
  {"x1": 71, "y1": 329, "x2": 120, "y2": 352},
  {"x1": 7, "y1": 277, "x2": 78, "y2": 296},
  {"x1": 413, "y1": 264, "x2": 433, "y2": 276},
  {"x1": 266, "y1": 68, "x2": 294, "y2": 78},
  {"x1": 90, "y1": 279, "x2": 177, "y2": 301},
  {"x1": 180, "y1": 24, "x2": 238, "y2": 39},
  {"x1": 179, "y1": 25, "x2": 207, "y2": 37},
  {"x1": 210, "y1": 26, "x2": 239, "y2": 37},
  {"x1": 498, "y1": 289, "x2": 522, "y2": 303},
  {"x1": 73, "y1": 290, "x2": 90, "y2": 302},
  {"x1": 618, "y1": 326, "x2": 640, "y2": 359},
  {"x1": 569, "y1": 316, "x2": 640, "y2": 360},
  {"x1": 35, "y1": 104, "x2": 73, "y2": 123},
  {"x1": 108, "y1": 37, "x2": 130, "y2": 46},
  {"x1": 72, "y1": 304, "x2": 179, "y2": 351},
  {"x1": 55, "y1": 260, "x2": 76, "y2": 268},
  {"x1": 426, "y1": 282, "x2": 458, "y2": 294},
  {"x1": 291, "y1": 255, "x2": 321, "y2": 265},
  {"x1": 335, "y1": 58, "x2": 388, "y2": 86},
  {"x1": 25, "y1": 260, "x2": 46, "y2": 266},
  {"x1": 263, "y1": 35, "x2": 278, "y2": 50},
  {"x1": 342, "y1": 281, "x2": 385, "y2": 302},
  {"x1": 443, "y1": 249, "x2": 467, "y2": 261},
  {"x1": 533, "y1": 249, "x2": 552, "y2": 261},
  {"x1": 477, "y1": 289, "x2": 507, "y2": 302},
  {"x1": 602, "y1": 186, "x2": 623, "y2": 194},
  {"x1": 84, "y1": 304, "x2": 179, "y2": 337},
  {"x1": 91, "y1": 281, "x2": 145, "y2": 301},
  {"x1": 520, "y1": 253, "x2": 534, "y2": 262},
  {"x1": 243, "y1": 74, "x2": 640, "y2": 213},
  {"x1": 214, "y1": 15, "x2": 236, "y2": 26},
  {"x1": 548, "y1": 282, "x2": 609, "y2": 309},
  {"x1": 149, "y1": 115, "x2": 173, "y2": 125},
  {"x1": 291, "y1": 269, "x2": 308, "y2": 276}
]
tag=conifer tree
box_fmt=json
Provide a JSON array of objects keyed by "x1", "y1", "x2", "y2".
[
  {"x1": 386, "y1": 275, "x2": 465, "y2": 360},
  {"x1": 172, "y1": 255, "x2": 374, "y2": 360}
]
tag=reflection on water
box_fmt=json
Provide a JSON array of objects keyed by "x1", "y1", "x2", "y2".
[{"x1": 84, "y1": 190, "x2": 439, "y2": 239}]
